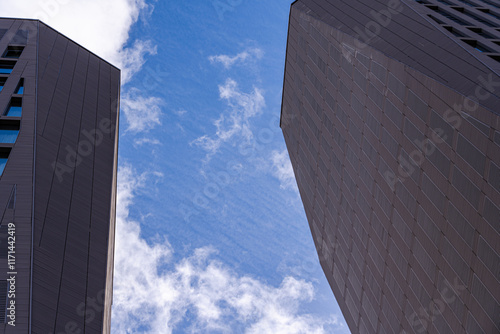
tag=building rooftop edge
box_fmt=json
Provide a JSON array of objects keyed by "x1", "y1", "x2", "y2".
[{"x1": 0, "y1": 17, "x2": 121, "y2": 72}]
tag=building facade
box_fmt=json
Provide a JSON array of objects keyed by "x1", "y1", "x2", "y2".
[
  {"x1": 0, "y1": 18, "x2": 119, "y2": 333},
  {"x1": 281, "y1": 1, "x2": 499, "y2": 333}
]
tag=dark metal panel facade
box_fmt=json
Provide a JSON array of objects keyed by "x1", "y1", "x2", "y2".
[
  {"x1": 0, "y1": 18, "x2": 37, "y2": 334},
  {"x1": 292, "y1": 0, "x2": 500, "y2": 113},
  {"x1": 281, "y1": 1, "x2": 500, "y2": 333},
  {"x1": 31, "y1": 22, "x2": 119, "y2": 334},
  {"x1": 0, "y1": 17, "x2": 119, "y2": 333}
]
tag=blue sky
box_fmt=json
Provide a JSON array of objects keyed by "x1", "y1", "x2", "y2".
[{"x1": 2, "y1": 1, "x2": 350, "y2": 333}]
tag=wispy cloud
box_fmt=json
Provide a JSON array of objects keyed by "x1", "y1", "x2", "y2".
[
  {"x1": 116, "y1": 39, "x2": 157, "y2": 84},
  {"x1": 209, "y1": 48, "x2": 263, "y2": 69},
  {"x1": 112, "y1": 166, "x2": 340, "y2": 334},
  {"x1": 133, "y1": 138, "x2": 162, "y2": 147},
  {"x1": 0, "y1": 0, "x2": 157, "y2": 84},
  {"x1": 191, "y1": 78, "x2": 265, "y2": 157},
  {"x1": 121, "y1": 88, "x2": 163, "y2": 133},
  {"x1": 174, "y1": 109, "x2": 188, "y2": 117},
  {"x1": 271, "y1": 149, "x2": 297, "y2": 191}
]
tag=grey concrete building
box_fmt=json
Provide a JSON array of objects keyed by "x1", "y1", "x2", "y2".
[
  {"x1": 0, "y1": 18, "x2": 119, "y2": 333},
  {"x1": 281, "y1": 0, "x2": 500, "y2": 333}
]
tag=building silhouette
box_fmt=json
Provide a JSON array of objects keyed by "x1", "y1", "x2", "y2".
[
  {"x1": 281, "y1": 1, "x2": 499, "y2": 333},
  {"x1": 0, "y1": 18, "x2": 119, "y2": 333}
]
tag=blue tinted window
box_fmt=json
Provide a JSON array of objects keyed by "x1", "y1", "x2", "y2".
[
  {"x1": 0, "y1": 158, "x2": 7, "y2": 175},
  {"x1": 0, "y1": 130, "x2": 18, "y2": 143},
  {"x1": 5, "y1": 98, "x2": 22, "y2": 117},
  {"x1": 0, "y1": 148, "x2": 10, "y2": 176},
  {"x1": 5, "y1": 106, "x2": 21, "y2": 117},
  {"x1": 14, "y1": 79, "x2": 23, "y2": 94},
  {"x1": 0, "y1": 61, "x2": 15, "y2": 74}
]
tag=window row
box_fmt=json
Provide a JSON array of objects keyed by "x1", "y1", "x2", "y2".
[
  {"x1": 0, "y1": 147, "x2": 11, "y2": 176},
  {"x1": 422, "y1": 8, "x2": 500, "y2": 61},
  {"x1": 0, "y1": 120, "x2": 18, "y2": 176},
  {"x1": 0, "y1": 77, "x2": 23, "y2": 94},
  {"x1": 4, "y1": 97, "x2": 22, "y2": 117},
  {"x1": 0, "y1": 45, "x2": 25, "y2": 74},
  {"x1": 0, "y1": 120, "x2": 20, "y2": 143},
  {"x1": 0, "y1": 60, "x2": 15, "y2": 74},
  {"x1": 1, "y1": 46, "x2": 24, "y2": 59},
  {"x1": 0, "y1": 45, "x2": 24, "y2": 178}
]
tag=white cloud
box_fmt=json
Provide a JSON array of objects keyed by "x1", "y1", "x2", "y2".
[
  {"x1": 271, "y1": 149, "x2": 297, "y2": 191},
  {"x1": 116, "y1": 39, "x2": 157, "y2": 84},
  {"x1": 121, "y1": 88, "x2": 162, "y2": 132},
  {"x1": 191, "y1": 78, "x2": 265, "y2": 156},
  {"x1": 174, "y1": 110, "x2": 187, "y2": 117},
  {"x1": 0, "y1": 0, "x2": 165, "y2": 136},
  {"x1": 0, "y1": 0, "x2": 156, "y2": 84},
  {"x1": 209, "y1": 48, "x2": 263, "y2": 69},
  {"x1": 112, "y1": 166, "x2": 341, "y2": 334},
  {"x1": 133, "y1": 137, "x2": 161, "y2": 147}
]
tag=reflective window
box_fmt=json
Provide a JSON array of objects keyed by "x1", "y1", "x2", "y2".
[
  {"x1": 0, "y1": 120, "x2": 20, "y2": 143},
  {"x1": 0, "y1": 158, "x2": 7, "y2": 175},
  {"x1": 14, "y1": 78, "x2": 23, "y2": 94},
  {"x1": 0, "y1": 149, "x2": 10, "y2": 176},
  {"x1": 5, "y1": 98, "x2": 22, "y2": 117},
  {"x1": 0, "y1": 60, "x2": 15, "y2": 74},
  {"x1": 0, "y1": 130, "x2": 19, "y2": 143},
  {"x1": 2, "y1": 46, "x2": 24, "y2": 59},
  {"x1": 0, "y1": 77, "x2": 5, "y2": 92}
]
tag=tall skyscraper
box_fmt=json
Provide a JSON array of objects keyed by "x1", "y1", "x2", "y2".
[
  {"x1": 281, "y1": 1, "x2": 499, "y2": 333},
  {"x1": 0, "y1": 18, "x2": 119, "y2": 333}
]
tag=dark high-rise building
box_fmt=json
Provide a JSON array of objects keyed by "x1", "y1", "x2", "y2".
[
  {"x1": 281, "y1": 1, "x2": 499, "y2": 333},
  {"x1": 0, "y1": 18, "x2": 119, "y2": 333}
]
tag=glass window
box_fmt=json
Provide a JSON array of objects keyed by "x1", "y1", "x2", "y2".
[
  {"x1": 0, "y1": 121, "x2": 20, "y2": 143},
  {"x1": 0, "y1": 148, "x2": 10, "y2": 176},
  {"x1": 0, "y1": 67, "x2": 12, "y2": 74},
  {"x1": 5, "y1": 98, "x2": 22, "y2": 117},
  {"x1": 2, "y1": 46, "x2": 24, "y2": 59},
  {"x1": 0, "y1": 61, "x2": 15, "y2": 74},
  {"x1": 467, "y1": 27, "x2": 496, "y2": 39},
  {"x1": 0, "y1": 130, "x2": 19, "y2": 143},
  {"x1": 0, "y1": 158, "x2": 6, "y2": 174},
  {"x1": 14, "y1": 79, "x2": 23, "y2": 94},
  {"x1": 0, "y1": 77, "x2": 5, "y2": 92},
  {"x1": 5, "y1": 106, "x2": 21, "y2": 117},
  {"x1": 462, "y1": 39, "x2": 494, "y2": 53}
]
